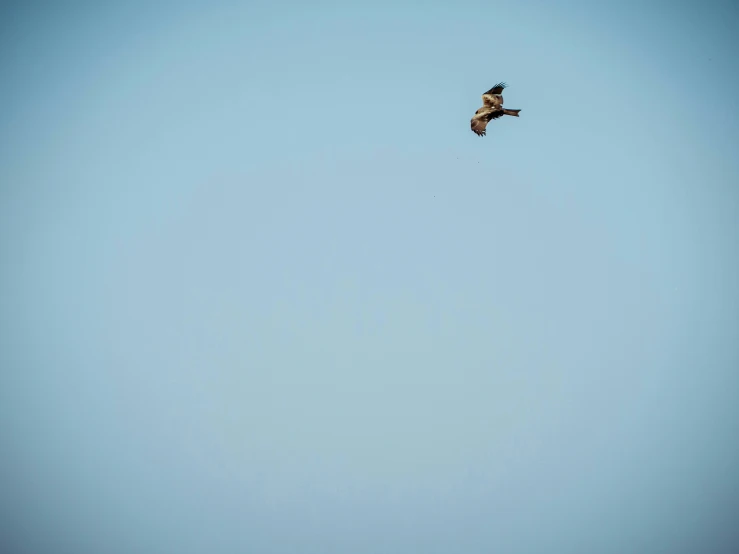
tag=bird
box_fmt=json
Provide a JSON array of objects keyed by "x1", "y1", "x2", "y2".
[{"x1": 470, "y1": 82, "x2": 521, "y2": 136}]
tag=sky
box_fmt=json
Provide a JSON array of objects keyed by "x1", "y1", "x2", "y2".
[{"x1": 1, "y1": 1, "x2": 738, "y2": 553}]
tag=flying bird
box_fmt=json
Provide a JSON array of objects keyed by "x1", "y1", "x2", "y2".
[{"x1": 470, "y1": 82, "x2": 521, "y2": 136}]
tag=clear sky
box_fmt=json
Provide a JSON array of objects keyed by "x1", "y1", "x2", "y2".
[{"x1": 1, "y1": 1, "x2": 738, "y2": 553}]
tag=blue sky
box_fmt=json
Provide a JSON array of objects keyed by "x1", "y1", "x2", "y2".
[{"x1": 1, "y1": 1, "x2": 738, "y2": 553}]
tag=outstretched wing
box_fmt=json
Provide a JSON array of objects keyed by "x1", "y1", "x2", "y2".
[
  {"x1": 471, "y1": 110, "x2": 504, "y2": 136},
  {"x1": 484, "y1": 82, "x2": 507, "y2": 96}
]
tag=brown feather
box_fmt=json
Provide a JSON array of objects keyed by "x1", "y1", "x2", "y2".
[
  {"x1": 483, "y1": 82, "x2": 507, "y2": 96},
  {"x1": 470, "y1": 81, "x2": 520, "y2": 136},
  {"x1": 470, "y1": 109, "x2": 504, "y2": 136},
  {"x1": 482, "y1": 93, "x2": 504, "y2": 108}
]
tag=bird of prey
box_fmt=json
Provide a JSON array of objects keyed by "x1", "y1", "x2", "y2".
[{"x1": 470, "y1": 82, "x2": 521, "y2": 136}]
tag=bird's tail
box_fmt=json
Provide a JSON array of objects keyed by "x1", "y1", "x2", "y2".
[{"x1": 502, "y1": 109, "x2": 521, "y2": 117}]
